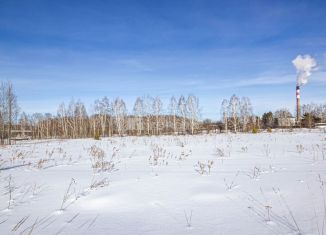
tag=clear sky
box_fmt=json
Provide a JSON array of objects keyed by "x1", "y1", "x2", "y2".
[{"x1": 0, "y1": 0, "x2": 325, "y2": 120}]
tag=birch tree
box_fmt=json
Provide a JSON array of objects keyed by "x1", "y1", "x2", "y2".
[
  {"x1": 169, "y1": 96, "x2": 177, "y2": 134},
  {"x1": 95, "y1": 97, "x2": 111, "y2": 137},
  {"x1": 32, "y1": 113, "x2": 44, "y2": 139},
  {"x1": 178, "y1": 95, "x2": 187, "y2": 134},
  {"x1": 240, "y1": 97, "x2": 253, "y2": 132},
  {"x1": 187, "y1": 95, "x2": 200, "y2": 135},
  {"x1": 67, "y1": 99, "x2": 76, "y2": 138},
  {"x1": 5, "y1": 82, "x2": 19, "y2": 144},
  {"x1": 89, "y1": 105, "x2": 98, "y2": 138},
  {"x1": 19, "y1": 112, "x2": 29, "y2": 136},
  {"x1": 74, "y1": 100, "x2": 88, "y2": 138},
  {"x1": 44, "y1": 113, "x2": 52, "y2": 138},
  {"x1": 153, "y1": 97, "x2": 163, "y2": 135},
  {"x1": 274, "y1": 108, "x2": 293, "y2": 127},
  {"x1": 143, "y1": 95, "x2": 154, "y2": 135},
  {"x1": 221, "y1": 99, "x2": 228, "y2": 132},
  {"x1": 112, "y1": 98, "x2": 127, "y2": 136},
  {"x1": 0, "y1": 83, "x2": 6, "y2": 144},
  {"x1": 228, "y1": 94, "x2": 240, "y2": 133},
  {"x1": 133, "y1": 97, "x2": 144, "y2": 135},
  {"x1": 57, "y1": 102, "x2": 68, "y2": 138}
]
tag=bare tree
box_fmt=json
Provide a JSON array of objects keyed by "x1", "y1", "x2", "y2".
[
  {"x1": 44, "y1": 113, "x2": 53, "y2": 138},
  {"x1": 169, "y1": 96, "x2": 178, "y2": 134},
  {"x1": 228, "y1": 94, "x2": 240, "y2": 133},
  {"x1": 5, "y1": 82, "x2": 19, "y2": 144},
  {"x1": 178, "y1": 95, "x2": 187, "y2": 134},
  {"x1": 187, "y1": 95, "x2": 200, "y2": 135},
  {"x1": 143, "y1": 95, "x2": 154, "y2": 135},
  {"x1": 153, "y1": 96, "x2": 163, "y2": 135},
  {"x1": 31, "y1": 113, "x2": 44, "y2": 139},
  {"x1": 18, "y1": 112, "x2": 29, "y2": 137},
  {"x1": 274, "y1": 108, "x2": 292, "y2": 119},
  {"x1": 302, "y1": 102, "x2": 326, "y2": 122},
  {"x1": 274, "y1": 108, "x2": 293, "y2": 127},
  {"x1": 74, "y1": 100, "x2": 88, "y2": 138},
  {"x1": 67, "y1": 99, "x2": 77, "y2": 138},
  {"x1": 112, "y1": 98, "x2": 127, "y2": 136},
  {"x1": 240, "y1": 97, "x2": 253, "y2": 132},
  {"x1": 0, "y1": 82, "x2": 6, "y2": 144},
  {"x1": 133, "y1": 97, "x2": 144, "y2": 135},
  {"x1": 221, "y1": 99, "x2": 228, "y2": 133},
  {"x1": 57, "y1": 102, "x2": 68, "y2": 138},
  {"x1": 89, "y1": 104, "x2": 98, "y2": 138},
  {"x1": 95, "y1": 97, "x2": 111, "y2": 137}
]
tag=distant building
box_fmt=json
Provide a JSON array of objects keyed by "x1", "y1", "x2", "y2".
[
  {"x1": 276, "y1": 117, "x2": 296, "y2": 127},
  {"x1": 315, "y1": 123, "x2": 326, "y2": 129}
]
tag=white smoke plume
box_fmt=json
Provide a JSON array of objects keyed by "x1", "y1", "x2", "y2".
[{"x1": 292, "y1": 54, "x2": 317, "y2": 86}]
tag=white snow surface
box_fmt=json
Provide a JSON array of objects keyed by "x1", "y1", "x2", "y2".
[{"x1": 0, "y1": 130, "x2": 326, "y2": 234}]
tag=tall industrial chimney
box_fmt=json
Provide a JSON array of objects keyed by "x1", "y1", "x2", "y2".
[
  {"x1": 296, "y1": 85, "x2": 301, "y2": 124},
  {"x1": 292, "y1": 54, "x2": 317, "y2": 125}
]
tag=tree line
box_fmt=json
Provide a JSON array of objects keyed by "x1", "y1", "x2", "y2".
[
  {"x1": 261, "y1": 104, "x2": 326, "y2": 129},
  {"x1": 1, "y1": 81, "x2": 326, "y2": 144},
  {"x1": 220, "y1": 94, "x2": 256, "y2": 132},
  {"x1": 219, "y1": 94, "x2": 326, "y2": 132},
  {"x1": 0, "y1": 82, "x2": 201, "y2": 142}
]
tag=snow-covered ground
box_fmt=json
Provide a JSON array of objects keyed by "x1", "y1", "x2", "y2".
[{"x1": 0, "y1": 130, "x2": 326, "y2": 234}]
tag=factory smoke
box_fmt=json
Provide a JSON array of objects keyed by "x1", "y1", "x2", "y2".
[
  {"x1": 292, "y1": 54, "x2": 317, "y2": 86},
  {"x1": 292, "y1": 54, "x2": 317, "y2": 124}
]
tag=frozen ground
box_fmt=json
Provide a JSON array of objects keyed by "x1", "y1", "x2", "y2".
[{"x1": 0, "y1": 130, "x2": 326, "y2": 234}]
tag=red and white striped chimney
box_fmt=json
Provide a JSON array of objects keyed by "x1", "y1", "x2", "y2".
[{"x1": 296, "y1": 85, "x2": 301, "y2": 123}]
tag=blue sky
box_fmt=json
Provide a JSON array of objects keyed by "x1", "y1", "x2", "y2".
[{"x1": 0, "y1": 0, "x2": 325, "y2": 119}]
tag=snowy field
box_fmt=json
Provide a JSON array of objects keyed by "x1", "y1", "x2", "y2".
[{"x1": 0, "y1": 130, "x2": 326, "y2": 235}]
